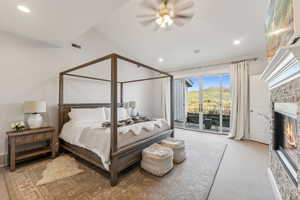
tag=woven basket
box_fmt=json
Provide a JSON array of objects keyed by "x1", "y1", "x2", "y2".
[
  {"x1": 160, "y1": 138, "x2": 186, "y2": 164},
  {"x1": 141, "y1": 144, "x2": 173, "y2": 176}
]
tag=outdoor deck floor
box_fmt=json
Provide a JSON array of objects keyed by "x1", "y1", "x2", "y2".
[{"x1": 175, "y1": 121, "x2": 230, "y2": 135}]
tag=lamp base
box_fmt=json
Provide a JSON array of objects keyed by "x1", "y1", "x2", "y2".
[
  {"x1": 27, "y1": 113, "x2": 43, "y2": 129},
  {"x1": 131, "y1": 108, "x2": 137, "y2": 117}
]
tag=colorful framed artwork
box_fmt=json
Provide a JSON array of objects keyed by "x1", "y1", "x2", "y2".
[{"x1": 266, "y1": 0, "x2": 295, "y2": 60}]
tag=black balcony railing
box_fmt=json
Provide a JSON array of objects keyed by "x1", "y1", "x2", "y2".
[{"x1": 186, "y1": 112, "x2": 230, "y2": 128}]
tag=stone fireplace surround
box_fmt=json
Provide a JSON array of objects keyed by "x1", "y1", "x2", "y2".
[
  {"x1": 262, "y1": 44, "x2": 300, "y2": 200},
  {"x1": 271, "y1": 85, "x2": 300, "y2": 200}
]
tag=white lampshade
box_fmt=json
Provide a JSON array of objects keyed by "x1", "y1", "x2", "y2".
[
  {"x1": 129, "y1": 101, "x2": 136, "y2": 108},
  {"x1": 24, "y1": 101, "x2": 46, "y2": 114}
]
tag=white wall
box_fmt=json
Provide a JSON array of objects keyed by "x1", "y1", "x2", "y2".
[
  {"x1": 248, "y1": 57, "x2": 268, "y2": 75},
  {"x1": 171, "y1": 64, "x2": 231, "y2": 79},
  {"x1": 0, "y1": 30, "x2": 158, "y2": 156},
  {"x1": 152, "y1": 79, "x2": 165, "y2": 118}
]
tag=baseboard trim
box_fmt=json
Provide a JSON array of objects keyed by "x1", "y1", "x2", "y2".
[
  {"x1": 0, "y1": 153, "x2": 7, "y2": 168},
  {"x1": 267, "y1": 168, "x2": 282, "y2": 200},
  {"x1": 249, "y1": 137, "x2": 269, "y2": 145}
]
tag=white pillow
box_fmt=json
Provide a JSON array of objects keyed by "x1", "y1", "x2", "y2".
[
  {"x1": 126, "y1": 107, "x2": 132, "y2": 117},
  {"x1": 69, "y1": 107, "x2": 106, "y2": 123},
  {"x1": 105, "y1": 107, "x2": 130, "y2": 121},
  {"x1": 119, "y1": 108, "x2": 130, "y2": 120}
]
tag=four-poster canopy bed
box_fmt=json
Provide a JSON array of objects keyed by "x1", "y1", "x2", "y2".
[{"x1": 58, "y1": 53, "x2": 174, "y2": 186}]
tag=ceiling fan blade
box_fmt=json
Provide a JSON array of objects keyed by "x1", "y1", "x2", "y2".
[
  {"x1": 175, "y1": 13, "x2": 194, "y2": 19},
  {"x1": 136, "y1": 14, "x2": 156, "y2": 18},
  {"x1": 156, "y1": 0, "x2": 164, "y2": 5},
  {"x1": 140, "y1": 18, "x2": 156, "y2": 26},
  {"x1": 173, "y1": 18, "x2": 185, "y2": 27},
  {"x1": 175, "y1": 1, "x2": 194, "y2": 12},
  {"x1": 141, "y1": 0, "x2": 160, "y2": 12}
]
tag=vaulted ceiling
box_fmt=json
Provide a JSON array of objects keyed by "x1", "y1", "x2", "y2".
[
  {"x1": 0, "y1": 0, "x2": 125, "y2": 45},
  {"x1": 0, "y1": 0, "x2": 269, "y2": 70}
]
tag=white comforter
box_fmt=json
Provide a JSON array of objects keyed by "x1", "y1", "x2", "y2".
[{"x1": 60, "y1": 119, "x2": 169, "y2": 170}]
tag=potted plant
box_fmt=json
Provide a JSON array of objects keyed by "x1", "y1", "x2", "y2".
[{"x1": 11, "y1": 121, "x2": 26, "y2": 132}]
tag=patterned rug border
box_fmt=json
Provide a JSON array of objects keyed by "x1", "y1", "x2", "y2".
[{"x1": 4, "y1": 138, "x2": 228, "y2": 200}]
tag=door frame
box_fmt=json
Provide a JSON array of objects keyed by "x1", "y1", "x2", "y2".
[{"x1": 174, "y1": 73, "x2": 232, "y2": 135}]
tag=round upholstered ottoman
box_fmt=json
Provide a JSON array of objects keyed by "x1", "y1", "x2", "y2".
[
  {"x1": 160, "y1": 138, "x2": 186, "y2": 164},
  {"x1": 141, "y1": 143, "x2": 173, "y2": 176}
]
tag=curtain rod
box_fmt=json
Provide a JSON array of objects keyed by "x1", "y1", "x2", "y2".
[{"x1": 168, "y1": 57, "x2": 258, "y2": 73}]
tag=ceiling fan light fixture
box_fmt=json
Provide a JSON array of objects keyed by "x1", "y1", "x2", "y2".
[
  {"x1": 156, "y1": 14, "x2": 173, "y2": 28},
  {"x1": 17, "y1": 5, "x2": 31, "y2": 13},
  {"x1": 138, "y1": 0, "x2": 194, "y2": 29}
]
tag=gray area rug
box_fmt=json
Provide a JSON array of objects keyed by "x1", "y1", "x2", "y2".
[{"x1": 4, "y1": 131, "x2": 227, "y2": 200}]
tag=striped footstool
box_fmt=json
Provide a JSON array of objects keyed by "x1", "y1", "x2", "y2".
[
  {"x1": 160, "y1": 138, "x2": 186, "y2": 164},
  {"x1": 141, "y1": 143, "x2": 173, "y2": 176}
]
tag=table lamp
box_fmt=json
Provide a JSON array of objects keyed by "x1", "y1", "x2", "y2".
[
  {"x1": 129, "y1": 101, "x2": 137, "y2": 116},
  {"x1": 24, "y1": 101, "x2": 46, "y2": 129}
]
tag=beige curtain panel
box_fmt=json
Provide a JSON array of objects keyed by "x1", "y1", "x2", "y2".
[{"x1": 229, "y1": 61, "x2": 250, "y2": 140}]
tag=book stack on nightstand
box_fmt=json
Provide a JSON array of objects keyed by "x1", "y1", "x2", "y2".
[{"x1": 6, "y1": 127, "x2": 57, "y2": 171}]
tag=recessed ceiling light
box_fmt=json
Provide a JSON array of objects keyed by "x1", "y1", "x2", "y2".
[
  {"x1": 158, "y1": 58, "x2": 164, "y2": 63},
  {"x1": 194, "y1": 49, "x2": 200, "y2": 54},
  {"x1": 233, "y1": 40, "x2": 241, "y2": 45},
  {"x1": 17, "y1": 5, "x2": 31, "y2": 13}
]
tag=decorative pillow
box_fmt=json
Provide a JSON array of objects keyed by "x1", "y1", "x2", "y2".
[
  {"x1": 105, "y1": 107, "x2": 131, "y2": 121},
  {"x1": 69, "y1": 107, "x2": 106, "y2": 123}
]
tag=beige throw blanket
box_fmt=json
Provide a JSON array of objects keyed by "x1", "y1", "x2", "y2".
[
  {"x1": 78, "y1": 119, "x2": 168, "y2": 170},
  {"x1": 119, "y1": 119, "x2": 165, "y2": 135}
]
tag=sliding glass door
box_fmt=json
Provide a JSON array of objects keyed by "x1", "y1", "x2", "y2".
[
  {"x1": 174, "y1": 74, "x2": 231, "y2": 134},
  {"x1": 202, "y1": 75, "x2": 221, "y2": 132},
  {"x1": 201, "y1": 74, "x2": 231, "y2": 133},
  {"x1": 186, "y1": 78, "x2": 200, "y2": 129},
  {"x1": 221, "y1": 75, "x2": 231, "y2": 133}
]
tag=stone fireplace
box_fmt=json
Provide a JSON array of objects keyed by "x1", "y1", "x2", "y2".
[
  {"x1": 262, "y1": 44, "x2": 300, "y2": 200},
  {"x1": 273, "y1": 103, "x2": 298, "y2": 185}
]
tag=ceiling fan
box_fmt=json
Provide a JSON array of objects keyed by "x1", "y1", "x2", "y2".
[{"x1": 137, "y1": 0, "x2": 194, "y2": 29}]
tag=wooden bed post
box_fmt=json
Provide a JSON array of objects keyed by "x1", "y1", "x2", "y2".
[
  {"x1": 120, "y1": 82, "x2": 124, "y2": 106},
  {"x1": 170, "y1": 76, "x2": 174, "y2": 137},
  {"x1": 58, "y1": 73, "x2": 64, "y2": 132},
  {"x1": 110, "y1": 54, "x2": 119, "y2": 186}
]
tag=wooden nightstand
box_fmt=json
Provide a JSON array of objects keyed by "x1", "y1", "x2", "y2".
[{"x1": 6, "y1": 127, "x2": 57, "y2": 171}]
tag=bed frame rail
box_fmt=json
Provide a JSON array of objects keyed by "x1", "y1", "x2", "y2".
[{"x1": 60, "y1": 129, "x2": 173, "y2": 185}]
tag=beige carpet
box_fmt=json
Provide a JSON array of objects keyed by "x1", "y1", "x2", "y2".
[{"x1": 4, "y1": 133, "x2": 227, "y2": 200}]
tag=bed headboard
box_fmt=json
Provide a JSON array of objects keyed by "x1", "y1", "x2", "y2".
[{"x1": 58, "y1": 103, "x2": 122, "y2": 133}]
